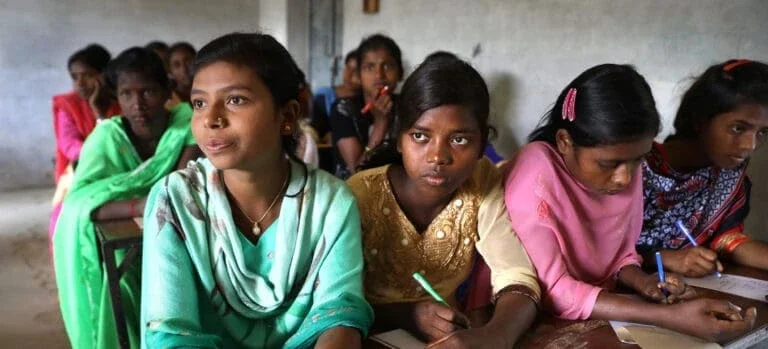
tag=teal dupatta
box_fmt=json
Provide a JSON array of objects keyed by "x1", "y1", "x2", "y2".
[{"x1": 141, "y1": 158, "x2": 373, "y2": 348}]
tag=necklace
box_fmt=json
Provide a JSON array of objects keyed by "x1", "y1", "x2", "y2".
[{"x1": 233, "y1": 164, "x2": 291, "y2": 236}]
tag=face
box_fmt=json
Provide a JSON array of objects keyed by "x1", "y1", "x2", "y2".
[
  {"x1": 359, "y1": 48, "x2": 401, "y2": 100},
  {"x1": 556, "y1": 129, "x2": 653, "y2": 195},
  {"x1": 190, "y1": 61, "x2": 298, "y2": 171},
  {"x1": 116, "y1": 71, "x2": 170, "y2": 137},
  {"x1": 69, "y1": 61, "x2": 100, "y2": 99},
  {"x1": 342, "y1": 58, "x2": 361, "y2": 89},
  {"x1": 698, "y1": 104, "x2": 768, "y2": 168},
  {"x1": 169, "y1": 49, "x2": 195, "y2": 90},
  {"x1": 398, "y1": 105, "x2": 483, "y2": 199}
]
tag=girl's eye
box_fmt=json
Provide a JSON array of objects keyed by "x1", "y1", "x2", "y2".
[
  {"x1": 757, "y1": 129, "x2": 768, "y2": 138},
  {"x1": 598, "y1": 161, "x2": 619, "y2": 169},
  {"x1": 731, "y1": 124, "x2": 746, "y2": 134},
  {"x1": 118, "y1": 90, "x2": 129, "y2": 97},
  {"x1": 452, "y1": 136, "x2": 469, "y2": 145},
  {"x1": 228, "y1": 96, "x2": 246, "y2": 105},
  {"x1": 412, "y1": 132, "x2": 427, "y2": 142},
  {"x1": 191, "y1": 99, "x2": 206, "y2": 110}
]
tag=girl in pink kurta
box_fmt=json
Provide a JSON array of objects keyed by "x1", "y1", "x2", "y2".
[{"x1": 504, "y1": 64, "x2": 758, "y2": 343}]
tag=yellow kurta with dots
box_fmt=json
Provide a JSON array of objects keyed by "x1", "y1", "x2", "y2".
[{"x1": 348, "y1": 158, "x2": 540, "y2": 306}]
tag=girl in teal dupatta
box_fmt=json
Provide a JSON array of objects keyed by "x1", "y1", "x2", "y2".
[
  {"x1": 54, "y1": 47, "x2": 200, "y2": 349},
  {"x1": 140, "y1": 33, "x2": 373, "y2": 349}
]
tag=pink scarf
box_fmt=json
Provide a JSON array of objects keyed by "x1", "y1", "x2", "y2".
[{"x1": 504, "y1": 142, "x2": 643, "y2": 320}]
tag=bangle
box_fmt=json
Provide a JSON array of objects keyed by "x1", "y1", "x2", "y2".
[
  {"x1": 493, "y1": 285, "x2": 540, "y2": 308},
  {"x1": 129, "y1": 199, "x2": 136, "y2": 217}
]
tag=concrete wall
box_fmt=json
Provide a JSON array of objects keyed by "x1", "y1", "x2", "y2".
[
  {"x1": 341, "y1": 0, "x2": 768, "y2": 238},
  {"x1": 0, "y1": 0, "x2": 265, "y2": 191}
]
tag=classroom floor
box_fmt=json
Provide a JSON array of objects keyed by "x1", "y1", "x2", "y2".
[{"x1": 0, "y1": 187, "x2": 69, "y2": 348}]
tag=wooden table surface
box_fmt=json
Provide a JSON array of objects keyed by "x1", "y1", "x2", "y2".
[{"x1": 366, "y1": 264, "x2": 768, "y2": 348}]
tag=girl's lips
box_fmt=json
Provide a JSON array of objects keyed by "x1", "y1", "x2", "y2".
[{"x1": 203, "y1": 139, "x2": 235, "y2": 154}]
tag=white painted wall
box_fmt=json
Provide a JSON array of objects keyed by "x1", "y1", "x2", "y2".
[
  {"x1": 341, "y1": 0, "x2": 768, "y2": 238},
  {"x1": 0, "y1": 0, "x2": 263, "y2": 191}
]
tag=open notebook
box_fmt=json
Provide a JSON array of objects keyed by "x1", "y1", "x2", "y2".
[
  {"x1": 369, "y1": 329, "x2": 426, "y2": 349},
  {"x1": 610, "y1": 321, "x2": 768, "y2": 349}
]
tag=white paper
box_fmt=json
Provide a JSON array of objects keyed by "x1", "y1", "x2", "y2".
[
  {"x1": 609, "y1": 321, "x2": 720, "y2": 348},
  {"x1": 685, "y1": 274, "x2": 768, "y2": 302},
  {"x1": 369, "y1": 329, "x2": 425, "y2": 349}
]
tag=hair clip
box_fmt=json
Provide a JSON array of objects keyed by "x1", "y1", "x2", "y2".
[
  {"x1": 562, "y1": 88, "x2": 577, "y2": 122},
  {"x1": 724, "y1": 59, "x2": 751, "y2": 73}
]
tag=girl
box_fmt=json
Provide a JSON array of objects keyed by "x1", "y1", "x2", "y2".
[
  {"x1": 50, "y1": 44, "x2": 121, "y2": 248},
  {"x1": 53, "y1": 47, "x2": 200, "y2": 348},
  {"x1": 329, "y1": 34, "x2": 403, "y2": 179},
  {"x1": 348, "y1": 55, "x2": 540, "y2": 347},
  {"x1": 505, "y1": 64, "x2": 756, "y2": 342},
  {"x1": 141, "y1": 33, "x2": 372, "y2": 348},
  {"x1": 166, "y1": 42, "x2": 196, "y2": 109},
  {"x1": 639, "y1": 60, "x2": 768, "y2": 277}
]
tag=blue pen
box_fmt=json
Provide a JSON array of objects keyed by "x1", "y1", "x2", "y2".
[
  {"x1": 675, "y1": 219, "x2": 722, "y2": 278},
  {"x1": 655, "y1": 252, "x2": 669, "y2": 296}
]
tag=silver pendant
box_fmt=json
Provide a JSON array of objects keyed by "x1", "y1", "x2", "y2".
[{"x1": 252, "y1": 224, "x2": 261, "y2": 236}]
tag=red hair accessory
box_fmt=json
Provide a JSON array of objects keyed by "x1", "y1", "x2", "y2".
[
  {"x1": 724, "y1": 59, "x2": 751, "y2": 72},
  {"x1": 562, "y1": 88, "x2": 577, "y2": 122}
]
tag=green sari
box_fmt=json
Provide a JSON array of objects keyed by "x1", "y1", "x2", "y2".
[
  {"x1": 140, "y1": 158, "x2": 373, "y2": 348},
  {"x1": 53, "y1": 104, "x2": 195, "y2": 349}
]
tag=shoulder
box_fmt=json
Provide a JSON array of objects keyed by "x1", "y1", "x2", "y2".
[
  {"x1": 467, "y1": 157, "x2": 502, "y2": 195},
  {"x1": 346, "y1": 166, "x2": 388, "y2": 199},
  {"x1": 85, "y1": 117, "x2": 125, "y2": 142}
]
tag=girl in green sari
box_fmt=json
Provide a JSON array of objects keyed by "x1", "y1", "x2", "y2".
[
  {"x1": 53, "y1": 47, "x2": 200, "y2": 348},
  {"x1": 140, "y1": 33, "x2": 373, "y2": 349}
]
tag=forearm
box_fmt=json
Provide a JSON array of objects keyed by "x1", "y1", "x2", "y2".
[
  {"x1": 315, "y1": 326, "x2": 361, "y2": 349},
  {"x1": 590, "y1": 291, "x2": 665, "y2": 325},
  {"x1": 92, "y1": 198, "x2": 144, "y2": 221},
  {"x1": 732, "y1": 240, "x2": 768, "y2": 270},
  {"x1": 483, "y1": 293, "x2": 536, "y2": 346},
  {"x1": 617, "y1": 264, "x2": 648, "y2": 293}
]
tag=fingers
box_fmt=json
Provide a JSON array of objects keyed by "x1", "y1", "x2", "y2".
[
  {"x1": 695, "y1": 247, "x2": 718, "y2": 262},
  {"x1": 716, "y1": 307, "x2": 756, "y2": 340},
  {"x1": 705, "y1": 299, "x2": 743, "y2": 320},
  {"x1": 716, "y1": 260, "x2": 724, "y2": 272},
  {"x1": 433, "y1": 305, "x2": 470, "y2": 330}
]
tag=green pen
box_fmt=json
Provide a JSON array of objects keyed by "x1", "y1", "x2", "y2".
[
  {"x1": 412, "y1": 272, "x2": 471, "y2": 329},
  {"x1": 412, "y1": 272, "x2": 450, "y2": 307}
]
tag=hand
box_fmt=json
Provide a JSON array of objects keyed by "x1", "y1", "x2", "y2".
[
  {"x1": 661, "y1": 298, "x2": 756, "y2": 342},
  {"x1": 663, "y1": 248, "x2": 724, "y2": 277},
  {"x1": 410, "y1": 301, "x2": 471, "y2": 342},
  {"x1": 426, "y1": 327, "x2": 497, "y2": 349},
  {"x1": 369, "y1": 93, "x2": 393, "y2": 122},
  {"x1": 88, "y1": 78, "x2": 111, "y2": 118},
  {"x1": 637, "y1": 272, "x2": 696, "y2": 304}
]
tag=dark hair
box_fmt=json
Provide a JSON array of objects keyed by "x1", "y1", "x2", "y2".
[
  {"x1": 671, "y1": 59, "x2": 768, "y2": 140},
  {"x1": 67, "y1": 44, "x2": 111, "y2": 72},
  {"x1": 528, "y1": 64, "x2": 661, "y2": 147},
  {"x1": 397, "y1": 54, "x2": 491, "y2": 153},
  {"x1": 193, "y1": 32, "x2": 307, "y2": 194},
  {"x1": 167, "y1": 42, "x2": 196, "y2": 61},
  {"x1": 106, "y1": 47, "x2": 169, "y2": 90},
  {"x1": 423, "y1": 50, "x2": 459, "y2": 62},
  {"x1": 145, "y1": 41, "x2": 169, "y2": 52},
  {"x1": 356, "y1": 34, "x2": 403, "y2": 76},
  {"x1": 344, "y1": 49, "x2": 358, "y2": 64}
]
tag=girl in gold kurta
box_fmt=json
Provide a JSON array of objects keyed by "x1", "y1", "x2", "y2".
[{"x1": 347, "y1": 53, "x2": 540, "y2": 348}]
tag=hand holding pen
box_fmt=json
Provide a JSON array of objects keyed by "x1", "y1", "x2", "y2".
[
  {"x1": 411, "y1": 273, "x2": 471, "y2": 341},
  {"x1": 673, "y1": 220, "x2": 724, "y2": 278}
]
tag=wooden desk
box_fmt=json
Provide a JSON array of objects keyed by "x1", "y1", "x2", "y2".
[
  {"x1": 365, "y1": 265, "x2": 768, "y2": 348},
  {"x1": 95, "y1": 218, "x2": 143, "y2": 349}
]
